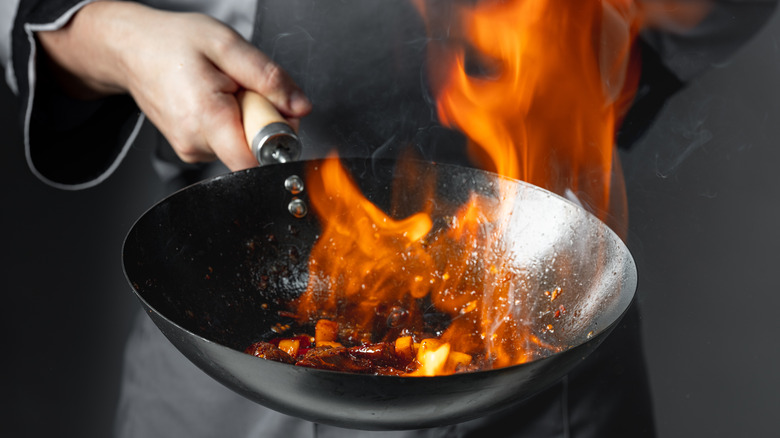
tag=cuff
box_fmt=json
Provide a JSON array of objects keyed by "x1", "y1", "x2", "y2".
[
  {"x1": 12, "y1": 0, "x2": 145, "y2": 190},
  {"x1": 640, "y1": 0, "x2": 779, "y2": 83}
]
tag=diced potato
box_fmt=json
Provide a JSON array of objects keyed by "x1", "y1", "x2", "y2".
[
  {"x1": 278, "y1": 339, "x2": 300, "y2": 357},
  {"x1": 445, "y1": 351, "x2": 472, "y2": 372},
  {"x1": 394, "y1": 336, "x2": 414, "y2": 363},
  {"x1": 413, "y1": 340, "x2": 450, "y2": 376},
  {"x1": 315, "y1": 319, "x2": 339, "y2": 344},
  {"x1": 417, "y1": 338, "x2": 444, "y2": 356}
]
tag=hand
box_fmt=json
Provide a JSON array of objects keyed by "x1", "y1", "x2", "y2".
[{"x1": 37, "y1": 1, "x2": 311, "y2": 171}]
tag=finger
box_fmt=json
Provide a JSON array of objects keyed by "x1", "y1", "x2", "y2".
[
  {"x1": 204, "y1": 31, "x2": 311, "y2": 118},
  {"x1": 163, "y1": 118, "x2": 218, "y2": 165},
  {"x1": 287, "y1": 117, "x2": 301, "y2": 132},
  {"x1": 176, "y1": 148, "x2": 218, "y2": 164},
  {"x1": 167, "y1": 128, "x2": 218, "y2": 164},
  {"x1": 201, "y1": 93, "x2": 258, "y2": 171}
]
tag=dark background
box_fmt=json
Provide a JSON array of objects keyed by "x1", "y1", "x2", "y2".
[{"x1": 2, "y1": 8, "x2": 780, "y2": 438}]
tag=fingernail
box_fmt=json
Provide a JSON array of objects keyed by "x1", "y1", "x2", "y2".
[{"x1": 290, "y1": 90, "x2": 311, "y2": 114}]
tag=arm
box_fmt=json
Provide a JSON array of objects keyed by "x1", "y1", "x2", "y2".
[
  {"x1": 640, "y1": 0, "x2": 779, "y2": 82},
  {"x1": 618, "y1": 0, "x2": 778, "y2": 148},
  {"x1": 11, "y1": 0, "x2": 310, "y2": 188}
]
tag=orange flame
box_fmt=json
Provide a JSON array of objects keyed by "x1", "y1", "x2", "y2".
[
  {"x1": 295, "y1": 156, "x2": 436, "y2": 344},
  {"x1": 295, "y1": 158, "x2": 549, "y2": 372},
  {"x1": 292, "y1": 0, "x2": 657, "y2": 375},
  {"x1": 417, "y1": 0, "x2": 643, "y2": 231}
]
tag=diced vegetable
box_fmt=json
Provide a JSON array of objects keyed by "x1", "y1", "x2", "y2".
[
  {"x1": 278, "y1": 339, "x2": 301, "y2": 357},
  {"x1": 394, "y1": 336, "x2": 414, "y2": 363},
  {"x1": 315, "y1": 319, "x2": 340, "y2": 344}
]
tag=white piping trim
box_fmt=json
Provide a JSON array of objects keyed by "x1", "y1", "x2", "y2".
[
  {"x1": 23, "y1": 0, "x2": 145, "y2": 191},
  {"x1": 5, "y1": 59, "x2": 18, "y2": 94},
  {"x1": 1, "y1": 0, "x2": 21, "y2": 93}
]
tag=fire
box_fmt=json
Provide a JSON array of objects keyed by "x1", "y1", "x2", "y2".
[
  {"x1": 294, "y1": 156, "x2": 436, "y2": 344},
  {"x1": 294, "y1": 158, "x2": 551, "y2": 372},
  {"x1": 291, "y1": 1, "x2": 648, "y2": 375},
  {"x1": 416, "y1": 0, "x2": 644, "y2": 231}
]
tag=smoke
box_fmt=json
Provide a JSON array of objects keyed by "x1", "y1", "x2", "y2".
[
  {"x1": 250, "y1": 0, "x2": 487, "y2": 173},
  {"x1": 252, "y1": 1, "x2": 463, "y2": 164},
  {"x1": 653, "y1": 95, "x2": 714, "y2": 179}
]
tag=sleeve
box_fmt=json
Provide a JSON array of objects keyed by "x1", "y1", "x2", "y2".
[
  {"x1": 641, "y1": 0, "x2": 779, "y2": 83},
  {"x1": 1, "y1": 0, "x2": 20, "y2": 92},
  {"x1": 618, "y1": 0, "x2": 778, "y2": 149},
  {"x1": 10, "y1": 0, "x2": 145, "y2": 190}
]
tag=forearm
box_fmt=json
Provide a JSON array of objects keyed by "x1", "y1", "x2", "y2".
[{"x1": 639, "y1": 0, "x2": 779, "y2": 82}]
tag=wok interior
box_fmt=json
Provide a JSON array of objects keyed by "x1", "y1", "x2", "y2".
[{"x1": 123, "y1": 158, "x2": 635, "y2": 366}]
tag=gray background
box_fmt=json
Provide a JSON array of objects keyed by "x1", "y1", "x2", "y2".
[
  {"x1": 623, "y1": 8, "x2": 780, "y2": 436},
  {"x1": 2, "y1": 8, "x2": 780, "y2": 438}
]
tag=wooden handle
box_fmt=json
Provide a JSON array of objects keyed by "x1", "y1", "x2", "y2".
[
  {"x1": 237, "y1": 89, "x2": 301, "y2": 165},
  {"x1": 237, "y1": 90, "x2": 288, "y2": 148}
]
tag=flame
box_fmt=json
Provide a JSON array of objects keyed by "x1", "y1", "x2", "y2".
[
  {"x1": 294, "y1": 156, "x2": 436, "y2": 344},
  {"x1": 295, "y1": 158, "x2": 547, "y2": 372},
  {"x1": 416, "y1": 0, "x2": 644, "y2": 230},
  {"x1": 291, "y1": 0, "x2": 664, "y2": 375}
]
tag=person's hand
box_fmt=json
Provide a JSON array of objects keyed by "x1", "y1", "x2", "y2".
[{"x1": 37, "y1": 1, "x2": 311, "y2": 171}]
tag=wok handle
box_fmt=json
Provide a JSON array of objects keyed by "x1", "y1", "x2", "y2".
[{"x1": 238, "y1": 90, "x2": 302, "y2": 166}]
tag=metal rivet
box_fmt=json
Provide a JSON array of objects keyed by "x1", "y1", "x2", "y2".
[
  {"x1": 288, "y1": 198, "x2": 308, "y2": 218},
  {"x1": 284, "y1": 175, "x2": 304, "y2": 194},
  {"x1": 252, "y1": 122, "x2": 301, "y2": 165}
]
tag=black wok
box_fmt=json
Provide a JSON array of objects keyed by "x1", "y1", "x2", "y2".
[{"x1": 122, "y1": 157, "x2": 636, "y2": 430}]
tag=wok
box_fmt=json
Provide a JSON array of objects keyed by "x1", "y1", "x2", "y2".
[{"x1": 122, "y1": 157, "x2": 636, "y2": 430}]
